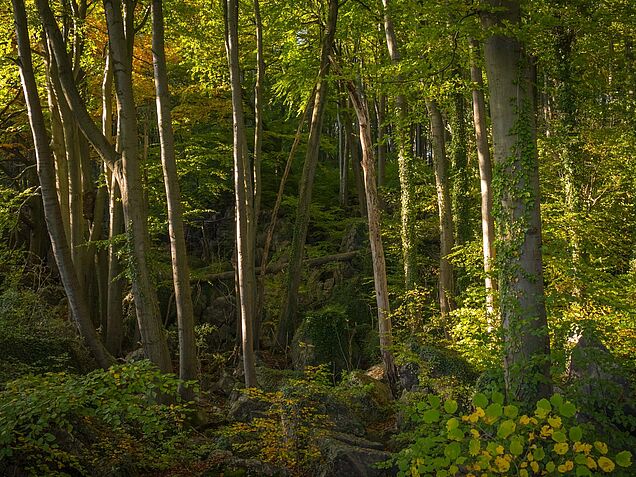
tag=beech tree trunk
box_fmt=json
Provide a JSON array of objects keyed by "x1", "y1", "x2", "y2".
[
  {"x1": 470, "y1": 39, "x2": 496, "y2": 315},
  {"x1": 482, "y1": 0, "x2": 552, "y2": 402},
  {"x1": 427, "y1": 99, "x2": 455, "y2": 321},
  {"x1": 37, "y1": 0, "x2": 172, "y2": 371},
  {"x1": 12, "y1": 0, "x2": 114, "y2": 369},
  {"x1": 277, "y1": 0, "x2": 338, "y2": 347},
  {"x1": 152, "y1": 0, "x2": 198, "y2": 393},
  {"x1": 375, "y1": 95, "x2": 387, "y2": 188},
  {"x1": 346, "y1": 82, "x2": 398, "y2": 394},
  {"x1": 225, "y1": 0, "x2": 257, "y2": 387}
]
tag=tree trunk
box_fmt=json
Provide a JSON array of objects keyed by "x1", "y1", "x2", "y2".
[
  {"x1": 225, "y1": 0, "x2": 257, "y2": 387},
  {"x1": 375, "y1": 95, "x2": 387, "y2": 188},
  {"x1": 451, "y1": 92, "x2": 471, "y2": 245},
  {"x1": 12, "y1": 0, "x2": 114, "y2": 369},
  {"x1": 152, "y1": 0, "x2": 198, "y2": 394},
  {"x1": 103, "y1": 0, "x2": 172, "y2": 372},
  {"x1": 346, "y1": 82, "x2": 398, "y2": 395},
  {"x1": 382, "y1": 0, "x2": 416, "y2": 290},
  {"x1": 427, "y1": 99, "x2": 455, "y2": 321},
  {"x1": 469, "y1": 38, "x2": 496, "y2": 316},
  {"x1": 277, "y1": 0, "x2": 338, "y2": 347},
  {"x1": 37, "y1": 0, "x2": 172, "y2": 371},
  {"x1": 482, "y1": 0, "x2": 552, "y2": 402}
]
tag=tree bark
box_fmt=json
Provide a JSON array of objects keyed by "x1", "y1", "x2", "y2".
[
  {"x1": 451, "y1": 92, "x2": 471, "y2": 245},
  {"x1": 225, "y1": 0, "x2": 257, "y2": 387},
  {"x1": 375, "y1": 94, "x2": 387, "y2": 188},
  {"x1": 12, "y1": 0, "x2": 114, "y2": 369},
  {"x1": 277, "y1": 0, "x2": 338, "y2": 347},
  {"x1": 152, "y1": 0, "x2": 198, "y2": 394},
  {"x1": 482, "y1": 0, "x2": 552, "y2": 402},
  {"x1": 103, "y1": 0, "x2": 172, "y2": 372},
  {"x1": 427, "y1": 99, "x2": 455, "y2": 321},
  {"x1": 469, "y1": 38, "x2": 496, "y2": 316},
  {"x1": 346, "y1": 82, "x2": 398, "y2": 395}
]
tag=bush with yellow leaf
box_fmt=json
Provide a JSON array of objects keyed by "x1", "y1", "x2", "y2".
[{"x1": 389, "y1": 391, "x2": 633, "y2": 476}]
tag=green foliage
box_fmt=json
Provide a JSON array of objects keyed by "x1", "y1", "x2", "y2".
[
  {"x1": 222, "y1": 366, "x2": 333, "y2": 476},
  {"x1": 0, "y1": 361, "x2": 196, "y2": 476},
  {"x1": 390, "y1": 391, "x2": 633, "y2": 476}
]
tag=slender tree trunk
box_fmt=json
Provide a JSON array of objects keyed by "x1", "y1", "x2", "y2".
[
  {"x1": 482, "y1": 0, "x2": 551, "y2": 402},
  {"x1": 225, "y1": 0, "x2": 257, "y2": 387},
  {"x1": 337, "y1": 98, "x2": 348, "y2": 207},
  {"x1": 277, "y1": 0, "x2": 338, "y2": 347},
  {"x1": 427, "y1": 99, "x2": 455, "y2": 321},
  {"x1": 346, "y1": 82, "x2": 398, "y2": 394},
  {"x1": 257, "y1": 88, "x2": 316, "y2": 324},
  {"x1": 345, "y1": 107, "x2": 367, "y2": 218},
  {"x1": 375, "y1": 95, "x2": 387, "y2": 188},
  {"x1": 103, "y1": 0, "x2": 172, "y2": 372},
  {"x1": 152, "y1": 0, "x2": 198, "y2": 394},
  {"x1": 382, "y1": 0, "x2": 416, "y2": 289},
  {"x1": 37, "y1": 0, "x2": 172, "y2": 371},
  {"x1": 470, "y1": 38, "x2": 496, "y2": 315},
  {"x1": 12, "y1": 0, "x2": 114, "y2": 369}
]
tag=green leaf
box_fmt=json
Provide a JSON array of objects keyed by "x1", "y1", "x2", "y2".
[
  {"x1": 448, "y1": 428, "x2": 464, "y2": 441},
  {"x1": 469, "y1": 438, "x2": 481, "y2": 456},
  {"x1": 575, "y1": 465, "x2": 592, "y2": 476},
  {"x1": 491, "y1": 391, "x2": 505, "y2": 405},
  {"x1": 486, "y1": 403, "x2": 503, "y2": 419},
  {"x1": 546, "y1": 461, "x2": 556, "y2": 472},
  {"x1": 504, "y1": 404, "x2": 519, "y2": 419},
  {"x1": 559, "y1": 401, "x2": 577, "y2": 418},
  {"x1": 552, "y1": 430, "x2": 567, "y2": 443},
  {"x1": 473, "y1": 393, "x2": 488, "y2": 409},
  {"x1": 550, "y1": 394, "x2": 564, "y2": 408},
  {"x1": 536, "y1": 398, "x2": 552, "y2": 411},
  {"x1": 568, "y1": 426, "x2": 583, "y2": 442},
  {"x1": 533, "y1": 446, "x2": 545, "y2": 461},
  {"x1": 497, "y1": 419, "x2": 516, "y2": 439},
  {"x1": 444, "y1": 441, "x2": 461, "y2": 460},
  {"x1": 423, "y1": 409, "x2": 441, "y2": 423},
  {"x1": 510, "y1": 437, "x2": 524, "y2": 456},
  {"x1": 615, "y1": 450, "x2": 632, "y2": 467},
  {"x1": 428, "y1": 395, "x2": 441, "y2": 409},
  {"x1": 446, "y1": 417, "x2": 459, "y2": 431},
  {"x1": 444, "y1": 399, "x2": 458, "y2": 414}
]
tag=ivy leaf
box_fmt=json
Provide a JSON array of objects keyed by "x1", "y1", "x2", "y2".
[
  {"x1": 491, "y1": 391, "x2": 505, "y2": 405},
  {"x1": 550, "y1": 394, "x2": 564, "y2": 408},
  {"x1": 510, "y1": 437, "x2": 524, "y2": 456},
  {"x1": 444, "y1": 441, "x2": 461, "y2": 460},
  {"x1": 575, "y1": 465, "x2": 592, "y2": 476},
  {"x1": 428, "y1": 395, "x2": 441, "y2": 409},
  {"x1": 486, "y1": 403, "x2": 503, "y2": 420}
]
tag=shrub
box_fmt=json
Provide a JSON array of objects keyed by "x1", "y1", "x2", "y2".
[
  {"x1": 222, "y1": 366, "x2": 333, "y2": 476},
  {"x1": 390, "y1": 391, "x2": 633, "y2": 476},
  {"x1": 0, "y1": 360, "x2": 196, "y2": 476}
]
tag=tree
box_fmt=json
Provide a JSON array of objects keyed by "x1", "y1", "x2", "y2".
[
  {"x1": 482, "y1": 0, "x2": 552, "y2": 401},
  {"x1": 12, "y1": 0, "x2": 114, "y2": 369},
  {"x1": 225, "y1": 0, "x2": 257, "y2": 387},
  {"x1": 277, "y1": 0, "x2": 339, "y2": 347},
  {"x1": 151, "y1": 0, "x2": 198, "y2": 394}
]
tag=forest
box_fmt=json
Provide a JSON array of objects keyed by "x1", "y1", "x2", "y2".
[{"x1": 0, "y1": 0, "x2": 635, "y2": 475}]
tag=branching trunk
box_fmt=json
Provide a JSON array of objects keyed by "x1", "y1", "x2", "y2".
[
  {"x1": 346, "y1": 81, "x2": 398, "y2": 395},
  {"x1": 277, "y1": 0, "x2": 338, "y2": 347},
  {"x1": 152, "y1": 0, "x2": 198, "y2": 394},
  {"x1": 12, "y1": 0, "x2": 114, "y2": 369},
  {"x1": 482, "y1": 0, "x2": 552, "y2": 402}
]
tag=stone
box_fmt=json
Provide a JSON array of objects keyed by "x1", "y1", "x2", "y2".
[{"x1": 317, "y1": 432, "x2": 395, "y2": 477}]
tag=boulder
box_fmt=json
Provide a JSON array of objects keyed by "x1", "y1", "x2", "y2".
[{"x1": 317, "y1": 432, "x2": 395, "y2": 477}]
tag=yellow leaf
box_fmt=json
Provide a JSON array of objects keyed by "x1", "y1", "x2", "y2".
[
  {"x1": 553, "y1": 442, "x2": 569, "y2": 455},
  {"x1": 594, "y1": 441, "x2": 609, "y2": 455},
  {"x1": 598, "y1": 457, "x2": 615, "y2": 473}
]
